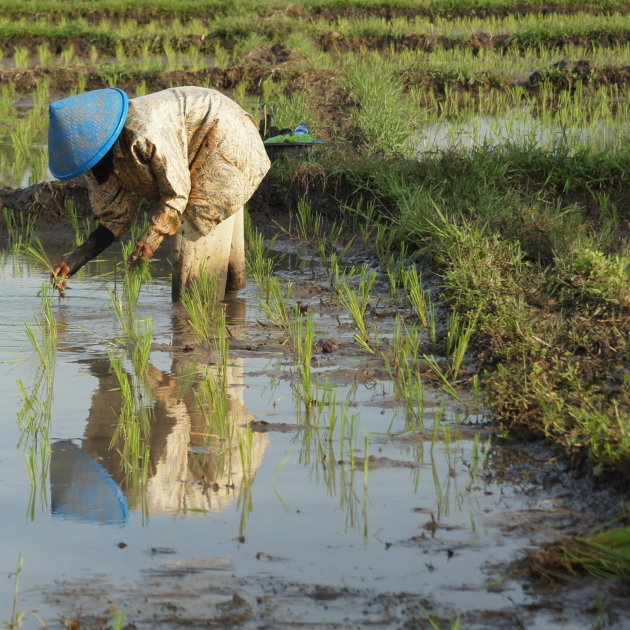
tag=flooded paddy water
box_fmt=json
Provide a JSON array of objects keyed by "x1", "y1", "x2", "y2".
[{"x1": 0, "y1": 232, "x2": 627, "y2": 629}]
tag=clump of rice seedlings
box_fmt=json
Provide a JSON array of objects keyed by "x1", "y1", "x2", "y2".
[
  {"x1": 186, "y1": 44, "x2": 205, "y2": 70},
  {"x1": 232, "y1": 80, "x2": 249, "y2": 108},
  {"x1": 345, "y1": 54, "x2": 421, "y2": 156},
  {"x1": 290, "y1": 313, "x2": 315, "y2": 410},
  {"x1": 560, "y1": 526, "x2": 630, "y2": 579},
  {"x1": 180, "y1": 270, "x2": 223, "y2": 346},
  {"x1": 36, "y1": 42, "x2": 52, "y2": 66},
  {"x1": 272, "y1": 89, "x2": 313, "y2": 132},
  {"x1": 245, "y1": 222, "x2": 276, "y2": 286},
  {"x1": 464, "y1": 432, "x2": 491, "y2": 492},
  {"x1": 13, "y1": 46, "x2": 29, "y2": 69},
  {"x1": 213, "y1": 43, "x2": 230, "y2": 69},
  {"x1": 59, "y1": 43, "x2": 75, "y2": 66},
  {"x1": 336, "y1": 266, "x2": 377, "y2": 353},
  {"x1": 260, "y1": 276, "x2": 292, "y2": 331},
  {"x1": 445, "y1": 308, "x2": 479, "y2": 379},
  {"x1": 293, "y1": 197, "x2": 322, "y2": 242},
  {"x1": 401, "y1": 265, "x2": 429, "y2": 328},
  {"x1": 109, "y1": 242, "x2": 152, "y2": 341},
  {"x1": 232, "y1": 32, "x2": 268, "y2": 61},
  {"x1": 89, "y1": 44, "x2": 99, "y2": 65},
  {"x1": 4, "y1": 208, "x2": 37, "y2": 259},
  {"x1": 163, "y1": 42, "x2": 182, "y2": 70},
  {"x1": 423, "y1": 355, "x2": 464, "y2": 404},
  {"x1": 0, "y1": 80, "x2": 17, "y2": 119}
]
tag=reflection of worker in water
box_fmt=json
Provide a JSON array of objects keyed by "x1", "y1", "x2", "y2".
[
  {"x1": 47, "y1": 86, "x2": 270, "y2": 300},
  {"x1": 51, "y1": 352, "x2": 268, "y2": 524}
]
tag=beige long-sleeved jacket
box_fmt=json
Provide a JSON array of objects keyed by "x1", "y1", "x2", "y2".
[{"x1": 84, "y1": 87, "x2": 270, "y2": 251}]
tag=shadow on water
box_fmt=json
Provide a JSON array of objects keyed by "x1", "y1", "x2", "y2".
[{"x1": 0, "y1": 245, "x2": 625, "y2": 629}]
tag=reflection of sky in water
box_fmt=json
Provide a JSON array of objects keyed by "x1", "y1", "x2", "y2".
[
  {"x1": 415, "y1": 111, "x2": 625, "y2": 154},
  {"x1": 0, "y1": 250, "x2": 590, "y2": 628}
]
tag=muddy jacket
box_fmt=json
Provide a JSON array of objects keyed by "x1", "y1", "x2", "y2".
[{"x1": 84, "y1": 87, "x2": 270, "y2": 251}]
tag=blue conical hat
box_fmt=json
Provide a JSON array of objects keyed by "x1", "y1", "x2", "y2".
[{"x1": 48, "y1": 88, "x2": 129, "y2": 180}]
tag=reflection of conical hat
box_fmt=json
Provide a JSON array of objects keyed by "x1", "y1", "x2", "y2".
[{"x1": 48, "y1": 88, "x2": 129, "y2": 180}]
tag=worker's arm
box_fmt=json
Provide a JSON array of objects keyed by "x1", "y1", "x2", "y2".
[
  {"x1": 52, "y1": 224, "x2": 117, "y2": 290},
  {"x1": 127, "y1": 132, "x2": 190, "y2": 262}
]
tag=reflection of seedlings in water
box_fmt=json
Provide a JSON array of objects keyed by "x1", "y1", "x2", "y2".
[
  {"x1": 336, "y1": 266, "x2": 377, "y2": 354},
  {"x1": 295, "y1": 387, "x2": 369, "y2": 534},
  {"x1": 17, "y1": 283, "x2": 58, "y2": 520},
  {"x1": 237, "y1": 428, "x2": 256, "y2": 537},
  {"x1": 108, "y1": 351, "x2": 152, "y2": 519},
  {"x1": 464, "y1": 432, "x2": 491, "y2": 492}
]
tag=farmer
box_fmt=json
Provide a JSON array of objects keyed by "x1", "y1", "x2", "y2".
[{"x1": 49, "y1": 86, "x2": 270, "y2": 300}]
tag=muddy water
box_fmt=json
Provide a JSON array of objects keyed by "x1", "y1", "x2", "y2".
[{"x1": 0, "y1": 243, "x2": 620, "y2": 629}]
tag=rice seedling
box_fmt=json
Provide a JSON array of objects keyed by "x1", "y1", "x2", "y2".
[
  {"x1": 423, "y1": 355, "x2": 464, "y2": 404},
  {"x1": 36, "y1": 42, "x2": 52, "y2": 66},
  {"x1": 246, "y1": 223, "x2": 276, "y2": 286},
  {"x1": 12, "y1": 46, "x2": 29, "y2": 69},
  {"x1": 108, "y1": 361, "x2": 153, "y2": 519},
  {"x1": 290, "y1": 313, "x2": 315, "y2": 410},
  {"x1": 89, "y1": 44, "x2": 99, "y2": 65},
  {"x1": 59, "y1": 43, "x2": 75, "y2": 66},
  {"x1": 213, "y1": 42, "x2": 230, "y2": 69},
  {"x1": 561, "y1": 526, "x2": 630, "y2": 579},
  {"x1": 259, "y1": 276, "x2": 292, "y2": 331},
  {"x1": 6, "y1": 554, "x2": 25, "y2": 630},
  {"x1": 180, "y1": 270, "x2": 223, "y2": 345},
  {"x1": 445, "y1": 308, "x2": 479, "y2": 380},
  {"x1": 3, "y1": 208, "x2": 37, "y2": 255},
  {"x1": 335, "y1": 266, "x2": 377, "y2": 353}
]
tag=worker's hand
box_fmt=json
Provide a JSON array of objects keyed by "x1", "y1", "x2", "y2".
[
  {"x1": 51, "y1": 261, "x2": 71, "y2": 296},
  {"x1": 127, "y1": 240, "x2": 154, "y2": 265}
]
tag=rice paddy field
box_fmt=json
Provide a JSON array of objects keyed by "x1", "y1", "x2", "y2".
[{"x1": 1, "y1": 0, "x2": 629, "y2": 628}]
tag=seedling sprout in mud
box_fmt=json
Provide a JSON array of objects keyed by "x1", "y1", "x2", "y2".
[{"x1": 0, "y1": 1, "x2": 629, "y2": 628}]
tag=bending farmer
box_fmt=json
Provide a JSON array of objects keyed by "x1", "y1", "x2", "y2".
[{"x1": 48, "y1": 86, "x2": 270, "y2": 300}]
